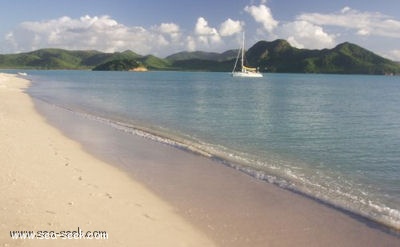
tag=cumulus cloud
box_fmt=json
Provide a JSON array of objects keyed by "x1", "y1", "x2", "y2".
[
  {"x1": 194, "y1": 17, "x2": 222, "y2": 45},
  {"x1": 244, "y1": 3, "x2": 278, "y2": 33},
  {"x1": 278, "y1": 21, "x2": 335, "y2": 49},
  {"x1": 298, "y1": 7, "x2": 400, "y2": 38},
  {"x1": 158, "y1": 22, "x2": 180, "y2": 34},
  {"x1": 4, "y1": 14, "x2": 242, "y2": 55},
  {"x1": 185, "y1": 17, "x2": 243, "y2": 51},
  {"x1": 186, "y1": 36, "x2": 197, "y2": 51},
  {"x1": 157, "y1": 22, "x2": 181, "y2": 38},
  {"x1": 5, "y1": 15, "x2": 161, "y2": 54},
  {"x1": 219, "y1": 18, "x2": 243, "y2": 37},
  {"x1": 152, "y1": 22, "x2": 182, "y2": 49}
]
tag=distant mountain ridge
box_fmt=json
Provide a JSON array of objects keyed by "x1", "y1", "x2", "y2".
[
  {"x1": 165, "y1": 50, "x2": 237, "y2": 62},
  {"x1": 1, "y1": 40, "x2": 399, "y2": 75},
  {"x1": 0, "y1": 49, "x2": 141, "y2": 69}
]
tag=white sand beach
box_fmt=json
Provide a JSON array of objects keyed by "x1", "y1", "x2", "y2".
[{"x1": 0, "y1": 73, "x2": 216, "y2": 246}]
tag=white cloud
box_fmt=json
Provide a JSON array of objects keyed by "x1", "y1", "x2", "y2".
[
  {"x1": 4, "y1": 15, "x2": 239, "y2": 56},
  {"x1": 298, "y1": 7, "x2": 400, "y2": 38},
  {"x1": 6, "y1": 15, "x2": 161, "y2": 54},
  {"x1": 219, "y1": 18, "x2": 243, "y2": 37},
  {"x1": 244, "y1": 3, "x2": 278, "y2": 33},
  {"x1": 151, "y1": 22, "x2": 183, "y2": 50},
  {"x1": 157, "y1": 23, "x2": 179, "y2": 34},
  {"x1": 194, "y1": 17, "x2": 221, "y2": 44},
  {"x1": 279, "y1": 20, "x2": 335, "y2": 49},
  {"x1": 186, "y1": 36, "x2": 196, "y2": 51}
]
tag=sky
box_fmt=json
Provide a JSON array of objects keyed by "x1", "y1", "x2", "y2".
[{"x1": 1, "y1": 0, "x2": 400, "y2": 60}]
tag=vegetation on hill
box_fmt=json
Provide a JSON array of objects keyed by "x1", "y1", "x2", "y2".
[
  {"x1": 246, "y1": 40, "x2": 400, "y2": 74},
  {"x1": 0, "y1": 48, "x2": 97, "y2": 69},
  {"x1": 140, "y1": 55, "x2": 171, "y2": 70},
  {"x1": 1, "y1": 40, "x2": 399, "y2": 75},
  {"x1": 0, "y1": 49, "x2": 142, "y2": 70},
  {"x1": 92, "y1": 59, "x2": 140, "y2": 71}
]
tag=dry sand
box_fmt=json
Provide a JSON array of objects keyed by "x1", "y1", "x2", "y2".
[{"x1": 0, "y1": 73, "x2": 216, "y2": 246}]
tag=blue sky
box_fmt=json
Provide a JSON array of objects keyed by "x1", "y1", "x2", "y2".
[{"x1": 1, "y1": 0, "x2": 400, "y2": 60}]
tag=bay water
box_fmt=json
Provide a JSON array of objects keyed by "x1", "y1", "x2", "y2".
[{"x1": 25, "y1": 70, "x2": 400, "y2": 229}]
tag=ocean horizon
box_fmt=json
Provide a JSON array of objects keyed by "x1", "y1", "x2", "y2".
[{"x1": 23, "y1": 70, "x2": 400, "y2": 230}]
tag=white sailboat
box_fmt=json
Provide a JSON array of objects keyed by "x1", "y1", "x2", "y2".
[{"x1": 232, "y1": 32, "x2": 263, "y2": 78}]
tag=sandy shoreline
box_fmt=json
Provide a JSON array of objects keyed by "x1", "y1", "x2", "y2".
[
  {"x1": 1, "y1": 72, "x2": 399, "y2": 246},
  {"x1": 0, "y1": 73, "x2": 216, "y2": 246},
  {"x1": 37, "y1": 103, "x2": 400, "y2": 247}
]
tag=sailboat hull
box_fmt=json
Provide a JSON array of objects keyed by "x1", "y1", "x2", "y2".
[{"x1": 232, "y1": 71, "x2": 263, "y2": 78}]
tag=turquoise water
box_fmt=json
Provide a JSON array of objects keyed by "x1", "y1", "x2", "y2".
[{"x1": 25, "y1": 70, "x2": 400, "y2": 229}]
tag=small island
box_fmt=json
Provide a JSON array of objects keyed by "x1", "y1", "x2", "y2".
[{"x1": 92, "y1": 59, "x2": 148, "y2": 71}]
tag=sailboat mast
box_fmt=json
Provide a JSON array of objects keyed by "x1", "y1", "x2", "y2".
[{"x1": 241, "y1": 32, "x2": 245, "y2": 72}]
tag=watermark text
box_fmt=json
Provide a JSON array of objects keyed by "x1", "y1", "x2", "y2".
[{"x1": 10, "y1": 227, "x2": 108, "y2": 240}]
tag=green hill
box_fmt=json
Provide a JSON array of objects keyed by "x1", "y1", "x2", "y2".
[
  {"x1": 0, "y1": 49, "x2": 143, "y2": 70},
  {"x1": 140, "y1": 55, "x2": 171, "y2": 70},
  {"x1": 244, "y1": 40, "x2": 400, "y2": 74},
  {"x1": 1, "y1": 41, "x2": 399, "y2": 74},
  {"x1": 0, "y1": 49, "x2": 103, "y2": 69}
]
